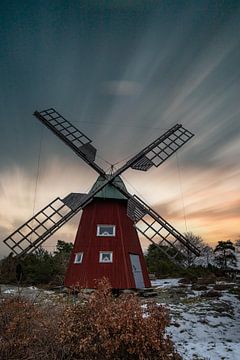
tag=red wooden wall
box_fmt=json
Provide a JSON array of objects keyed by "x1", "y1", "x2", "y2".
[{"x1": 64, "y1": 198, "x2": 151, "y2": 289}]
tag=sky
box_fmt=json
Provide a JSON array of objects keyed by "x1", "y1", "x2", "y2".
[{"x1": 0, "y1": 0, "x2": 240, "y2": 258}]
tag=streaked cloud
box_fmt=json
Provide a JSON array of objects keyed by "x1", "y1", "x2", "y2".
[
  {"x1": 102, "y1": 81, "x2": 142, "y2": 96},
  {"x1": 0, "y1": 0, "x2": 240, "y2": 257}
]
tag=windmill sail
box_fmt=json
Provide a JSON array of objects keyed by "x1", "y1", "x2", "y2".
[
  {"x1": 3, "y1": 194, "x2": 87, "y2": 257},
  {"x1": 3, "y1": 177, "x2": 113, "y2": 257},
  {"x1": 126, "y1": 194, "x2": 200, "y2": 266},
  {"x1": 34, "y1": 108, "x2": 105, "y2": 176},
  {"x1": 125, "y1": 124, "x2": 194, "y2": 172}
]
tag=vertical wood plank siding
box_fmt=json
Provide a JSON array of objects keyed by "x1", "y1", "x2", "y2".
[{"x1": 64, "y1": 198, "x2": 151, "y2": 289}]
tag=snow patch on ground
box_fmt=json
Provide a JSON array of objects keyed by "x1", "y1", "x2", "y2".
[
  {"x1": 3, "y1": 288, "x2": 17, "y2": 294},
  {"x1": 151, "y1": 278, "x2": 181, "y2": 288},
  {"x1": 0, "y1": 284, "x2": 55, "y2": 301},
  {"x1": 151, "y1": 279, "x2": 240, "y2": 360},
  {"x1": 28, "y1": 286, "x2": 38, "y2": 290}
]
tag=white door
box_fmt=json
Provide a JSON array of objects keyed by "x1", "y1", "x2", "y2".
[{"x1": 130, "y1": 254, "x2": 145, "y2": 288}]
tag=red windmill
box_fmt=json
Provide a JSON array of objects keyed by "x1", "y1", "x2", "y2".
[
  {"x1": 3, "y1": 108, "x2": 201, "y2": 289},
  {"x1": 64, "y1": 176, "x2": 151, "y2": 288}
]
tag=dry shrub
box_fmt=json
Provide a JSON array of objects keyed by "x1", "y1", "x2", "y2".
[
  {"x1": 0, "y1": 296, "x2": 59, "y2": 360},
  {"x1": 0, "y1": 279, "x2": 181, "y2": 360},
  {"x1": 58, "y1": 278, "x2": 181, "y2": 360},
  {"x1": 200, "y1": 289, "x2": 222, "y2": 298},
  {"x1": 196, "y1": 274, "x2": 216, "y2": 285}
]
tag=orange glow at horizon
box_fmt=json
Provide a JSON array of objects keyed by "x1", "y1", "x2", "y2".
[{"x1": 0, "y1": 155, "x2": 239, "y2": 258}]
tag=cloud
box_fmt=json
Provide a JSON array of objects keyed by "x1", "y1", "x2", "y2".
[
  {"x1": 1, "y1": 0, "x2": 240, "y2": 256},
  {"x1": 0, "y1": 161, "x2": 97, "y2": 258},
  {"x1": 102, "y1": 81, "x2": 142, "y2": 96},
  {"x1": 80, "y1": 0, "x2": 159, "y2": 11},
  {"x1": 123, "y1": 161, "x2": 240, "y2": 247}
]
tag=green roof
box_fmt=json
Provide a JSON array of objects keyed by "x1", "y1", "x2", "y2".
[{"x1": 89, "y1": 176, "x2": 127, "y2": 200}]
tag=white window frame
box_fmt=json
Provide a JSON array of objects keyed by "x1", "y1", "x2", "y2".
[
  {"x1": 97, "y1": 225, "x2": 116, "y2": 237},
  {"x1": 74, "y1": 252, "x2": 83, "y2": 264},
  {"x1": 99, "y1": 251, "x2": 113, "y2": 263}
]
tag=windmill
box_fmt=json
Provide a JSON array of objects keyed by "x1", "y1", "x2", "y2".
[{"x1": 3, "y1": 108, "x2": 200, "y2": 289}]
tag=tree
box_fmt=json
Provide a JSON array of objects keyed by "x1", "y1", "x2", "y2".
[
  {"x1": 176, "y1": 232, "x2": 206, "y2": 266},
  {"x1": 234, "y1": 239, "x2": 240, "y2": 270},
  {"x1": 214, "y1": 240, "x2": 237, "y2": 269},
  {"x1": 145, "y1": 234, "x2": 217, "y2": 279},
  {"x1": 193, "y1": 245, "x2": 214, "y2": 267},
  {"x1": 234, "y1": 239, "x2": 240, "y2": 249},
  {"x1": 0, "y1": 253, "x2": 17, "y2": 283},
  {"x1": 52, "y1": 240, "x2": 73, "y2": 284},
  {"x1": 145, "y1": 244, "x2": 182, "y2": 277},
  {"x1": 22, "y1": 247, "x2": 56, "y2": 284},
  {"x1": 54, "y1": 240, "x2": 73, "y2": 254},
  {"x1": 0, "y1": 240, "x2": 73, "y2": 285}
]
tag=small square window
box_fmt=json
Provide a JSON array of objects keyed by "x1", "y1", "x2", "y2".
[
  {"x1": 99, "y1": 251, "x2": 113, "y2": 263},
  {"x1": 74, "y1": 252, "x2": 83, "y2": 264},
  {"x1": 97, "y1": 225, "x2": 116, "y2": 237}
]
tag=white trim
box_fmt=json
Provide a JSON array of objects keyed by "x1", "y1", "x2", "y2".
[
  {"x1": 74, "y1": 252, "x2": 83, "y2": 264},
  {"x1": 97, "y1": 225, "x2": 116, "y2": 237},
  {"x1": 99, "y1": 251, "x2": 113, "y2": 263}
]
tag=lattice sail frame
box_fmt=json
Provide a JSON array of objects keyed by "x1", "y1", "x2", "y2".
[
  {"x1": 142, "y1": 126, "x2": 193, "y2": 168},
  {"x1": 3, "y1": 195, "x2": 85, "y2": 257},
  {"x1": 127, "y1": 195, "x2": 200, "y2": 265},
  {"x1": 129, "y1": 124, "x2": 194, "y2": 171},
  {"x1": 34, "y1": 108, "x2": 105, "y2": 175},
  {"x1": 36, "y1": 108, "x2": 91, "y2": 147},
  {"x1": 3, "y1": 184, "x2": 107, "y2": 257},
  {"x1": 3, "y1": 108, "x2": 200, "y2": 265}
]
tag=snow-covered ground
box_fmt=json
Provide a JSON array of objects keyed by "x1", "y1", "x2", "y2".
[
  {"x1": 151, "y1": 279, "x2": 240, "y2": 360},
  {"x1": 167, "y1": 292, "x2": 240, "y2": 360}
]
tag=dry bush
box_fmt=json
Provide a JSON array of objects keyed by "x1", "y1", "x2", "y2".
[
  {"x1": 196, "y1": 273, "x2": 216, "y2": 285},
  {"x1": 0, "y1": 296, "x2": 60, "y2": 360},
  {"x1": 0, "y1": 279, "x2": 181, "y2": 360},
  {"x1": 58, "y1": 278, "x2": 181, "y2": 360},
  {"x1": 200, "y1": 289, "x2": 222, "y2": 299}
]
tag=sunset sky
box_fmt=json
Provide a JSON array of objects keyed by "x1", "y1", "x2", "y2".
[{"x1": 0, "y1": 0, "x2": 240, "y2": 258}]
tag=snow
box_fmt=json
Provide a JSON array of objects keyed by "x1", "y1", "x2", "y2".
[
  {"x1": 151, "y1": 278, "x2": 181, "y2": 288},
  {"x1": 28, "y1": 286, "x2": 38, "y2": 290},
  {"x1": 0, "y1": 284, "x2": 55, "y2": 301},
  {"x1": 150, "y1": 278, "x2": 240, "y2": 359},
  {"x1": 152, "y1": 280, "x2": 240, "y2": 360},
  {"x1": 167, "y1": 299, "x2": 240, "y2": 360},
  {"x1": 3, "y1": 288, "x2": 17, "y2": 294}
]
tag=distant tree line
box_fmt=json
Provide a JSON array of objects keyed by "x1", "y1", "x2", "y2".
[
  {"x1": 145, "y1": 232, "x2": 239, "y2": 278},
  {"x1": 0, "y1": 240, "x2": 73, "y2": 285},
  {"x1": 0, "y1": 235, "x2": 239, "y2": 285}
]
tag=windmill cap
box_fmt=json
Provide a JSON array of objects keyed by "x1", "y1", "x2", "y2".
[{"x1": 89, "y1": 175, "x2": 127, "y2": 200}]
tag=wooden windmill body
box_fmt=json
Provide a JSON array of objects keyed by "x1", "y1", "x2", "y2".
[
  {"x1": 3, "y1": 108, "x2": 201, "y2": 289},
  {"x1": 65, "y1": 177, "x2": 151, "y2": 288}
]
